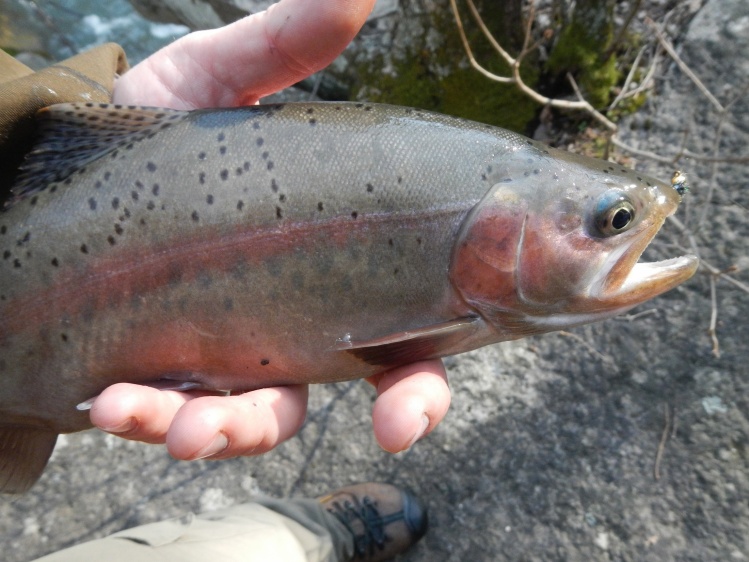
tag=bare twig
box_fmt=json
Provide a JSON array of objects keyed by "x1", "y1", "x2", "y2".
[
  {"x1": 557, "y1": 331, "x2": 615, "y2": 365},
  {"x1": 708, "y1": 275, "x2": 721, "y2": 358},
  {"x1": 615, "y1": 309, "x2": 660, "y2": 322},
  {"x1": 450, "y1": 0, "x2": 617, "y2": 130},
  {"x1": 609, "y1": 46, "x2": 648, "y2": 110},
  {"x1": 654, "y1": 402, "x2": 673, "y2": 481},
  {"x1": 645, "y1": 17, "x2": 725, "y2": 113},
  {"x1": 605, "y1": 0, "x2": 644, "y2": 61}
]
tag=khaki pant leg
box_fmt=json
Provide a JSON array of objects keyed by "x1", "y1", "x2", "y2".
[{"x1": 33, "y1": 500, "x2": 353, "y2": 562}]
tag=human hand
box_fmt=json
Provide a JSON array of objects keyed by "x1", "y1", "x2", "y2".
[{"x1": 93, "y1": 0, "x2": 452, "y2": 460}]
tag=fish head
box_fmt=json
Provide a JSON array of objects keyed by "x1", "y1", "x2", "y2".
[{"x1": 452, "y1": 143, "x2": 699, "y2": 338}]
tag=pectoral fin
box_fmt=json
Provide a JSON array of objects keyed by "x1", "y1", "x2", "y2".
[
  {"x1": 0, "y1": 427, "x2": 58, "y2": 493},
  {"x1": 334, "y1": 318, "x2": 480, "y2": 366}
]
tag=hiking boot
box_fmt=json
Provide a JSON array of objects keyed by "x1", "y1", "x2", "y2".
[{"x1": 319, "y1": 482, "x2": 428, "y2": 562}]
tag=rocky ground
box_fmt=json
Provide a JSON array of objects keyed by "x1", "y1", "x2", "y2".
[{"x1": 2, "y1": 0, "x2": 748, "y2": 560}]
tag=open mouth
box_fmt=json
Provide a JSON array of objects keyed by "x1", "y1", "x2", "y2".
[{"x1": 602, "y1": 221, "x2": 699, "y2": 306}]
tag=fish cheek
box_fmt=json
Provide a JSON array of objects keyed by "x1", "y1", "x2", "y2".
[
  {"x1": 516, "y1": 212, "x2": 601, "y2": 306},
  {"x1": 450, "y1": 195, "x2": 527, "y2": 312}
]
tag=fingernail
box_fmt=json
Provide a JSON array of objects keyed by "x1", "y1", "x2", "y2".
[
  {"x1": 102, "y1": 418, "x2": 136, "y2": 434},
  {"x1": 194, "y1": 432, "x2": 229, "y2": 460},
  {"x1": 407, "y1": 414, "x2": 430, "y2": 448}
]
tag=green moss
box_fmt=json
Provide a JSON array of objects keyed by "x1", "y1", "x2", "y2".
[
  {"x1": 547, "y1": 20, "x2": 620, "y2": 108},
  {"x1": 349, "y1": 0, "x2": 539, "y2": 133}
]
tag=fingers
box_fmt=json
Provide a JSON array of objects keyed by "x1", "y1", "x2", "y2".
[
  {"x1": 368, "y1": 360, "x2": 451, "y2": 453},
  {"x1": 91, "y1": 383, "x2": 309, "y2": 458},
  {"x1": 113, "y1": 0, "x2": 376, "y2": 108},
  {"x1": 90, "y1": 383, "x2": 198, "y2": 444},
  {"x1": 165, "y1": 385, "x2": 308, "y2": 460}
]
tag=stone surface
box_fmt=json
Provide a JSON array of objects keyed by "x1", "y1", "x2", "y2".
[{"x1": 2, "y1": 0, "x2": 748, "y2": 561}]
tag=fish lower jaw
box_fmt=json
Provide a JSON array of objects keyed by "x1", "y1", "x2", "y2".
[{"x1": 607, "y1": 254, "x2": 699, "y2": 302}]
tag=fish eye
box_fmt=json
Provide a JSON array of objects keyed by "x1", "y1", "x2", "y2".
[{"x1": 593, "y1": 192, "x2": 636, "y2": 237}]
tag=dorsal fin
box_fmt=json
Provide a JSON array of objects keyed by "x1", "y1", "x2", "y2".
[{"x1": 9, "y1": 103, "x2": 188, "y2": 204}]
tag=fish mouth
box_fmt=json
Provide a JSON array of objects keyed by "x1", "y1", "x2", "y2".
[{"x1": 598, "y1": 221, "x2": 699, "y2": 307}]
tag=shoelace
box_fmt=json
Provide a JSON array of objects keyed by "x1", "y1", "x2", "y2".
[{"x1": 328, "y1": 496, "x2": 403, "y2": 558}]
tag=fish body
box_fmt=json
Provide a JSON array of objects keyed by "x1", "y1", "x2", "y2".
[{"x1": 0, "y1": 102, "x2": 697, "y2": 491}]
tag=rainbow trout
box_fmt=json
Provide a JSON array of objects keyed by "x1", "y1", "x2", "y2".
[{"x1": 0, "y1": 102, "x2": 697, "y2": 492}]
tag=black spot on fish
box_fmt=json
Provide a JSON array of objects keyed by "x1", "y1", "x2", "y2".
[
  {"x1": 279, "y1": 194, "x2": 286, "y2": 202},
  {"x1": 110, "y1": 149, "x2": 119, "y2": 159},
  {"x1": 253, "y1": 122, "x2": 260, "y2": 130},
  {"x1": 317, "y1": 202, "x2": 324, "y2": 212},
  {"x1": 107, "y1": 235, "x2": 116, "y2": 246},
  {"x1": 237, "y1": 200, "x2": 244, "y2": 211},
  {"x1": 0, "y1": 226, "x2": 4, "y2": 235},
  {"x1": 198, "y1": 151, "x2": 206, "y2": 160},
  {"x1": 366, "y1": 183, "x2": 374, "y2": 192},
  {"x1": 388, "y1": 238, "x2": 393, "y2": 246},
  {"x1": 147, "y1": 201, "x2": 155, "y2": 210},
  {"x1": 219, "y1": 146, "x2": 227, "y2": 155},
  {"x1": 223, "y1": 297, "x2": 233, "y2": 311},
  {"x1": 217, "y1": 132, "x2": 225, "y2": 142},
  {"x1": 256, "y1": 137, "x2": 264, "y2": 147},
  {"x1": 197, "y1": 272, "x2": 213, "y2": 288},
  {"x1": 114, "y1": 224, "x2": 123, "y2": 235},
  {"x1": 394, "y1": 268, "x2": 399, "y2": 275},
  {"x1": 30, "y1": 196, "x2": 38, "y2": 206},
  {"x1": 51, "y1": 258, "x2": 59, "y2": 267},
  {"x1": 13, "y1": 259, "x2": 20, "y2": 268},
  {"x1": 260, "y1": 359, "x2": 270, "y2": 366},
  {"x1": 152, "y1": 184, "x2": 160, "y2": 196},
  {"x1": 95, "y1": 180, "x2": 102, "y2": 189},
  {"x1": 267, "y1": 161, "x2": 274, "y2": 171},
  {"x1": 309, "y1": 118, "x2": 317, "y2": 126},
  {"x1": 603, "y1": 169, "x2": 610, "y2": 174},
  {"x1": 60, "y1": 333, "x2": 68, "y2": 342},
  {"x1": 220, "y1": 169, "x2": 229, "y2": 181},
  {"x1": 307, "y1": 108, "x2": 314, "y2": 114},
  {"x1": 50, "y1": 185, "x2": 57, "y2": 193},
  {"x1": 104, "y1": 172, "x2": 112, "y2": 181},
  {"x1": 135, "y1": 180, "x2": 144, "y2": 190},
  {"x1": 397, "y1": 176, "x2": 402, "y2": 184},
  {"x1": 351, "y1": 211, "x2": 359, "y2": 219},
  {"x1": 146, "y1": 162, "x2": 157, "y2": 172},
  {"x1": 533, "y1": 169, "x2": 540, "y2": 175},
  {"x1": 112, "y1": 197, "x2": 120, "y2": 210},
  {"x1": 199, "y1": 172, "x2": 206, "y2": 185},
  {"x1": 64, "y1": 178, "x2": 72, "y2": 186},
  {"x1": 356, "y1": 103, "x2": 364, "y2": 108},
  {"x1": 417, "y1": 237, "x2": 422, "y2": 245},
  {"x1": 276, "y1": 206, "x2": 283, "y2": 219},
  {"x1": 80, "y1": 244, "x2": 88, "y2": 254},
  {"x1": 2, "y1": 251, "x2": 9, "y2": 259},
  {"x1": 131, "y1": 191, "x2": 139, "y2": 201},
  {"x1": 206, "y1": 194, "x2": 214, "y2": 205},
  {"x1": 192, "y1": 210, "x2": 199, "y2": 222},
  {"x1": 235, "y1": 167, "x2": 243, "y2": 176},
  {"x1": 261, "y1": 151, "x2": 269, "y2": 160},
  {"x1": 243, "y1": 161, "x2": 251, "y2": 171},
  {"x1": 17, "y1": 232, "x2": 30, "y2": 245}
]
